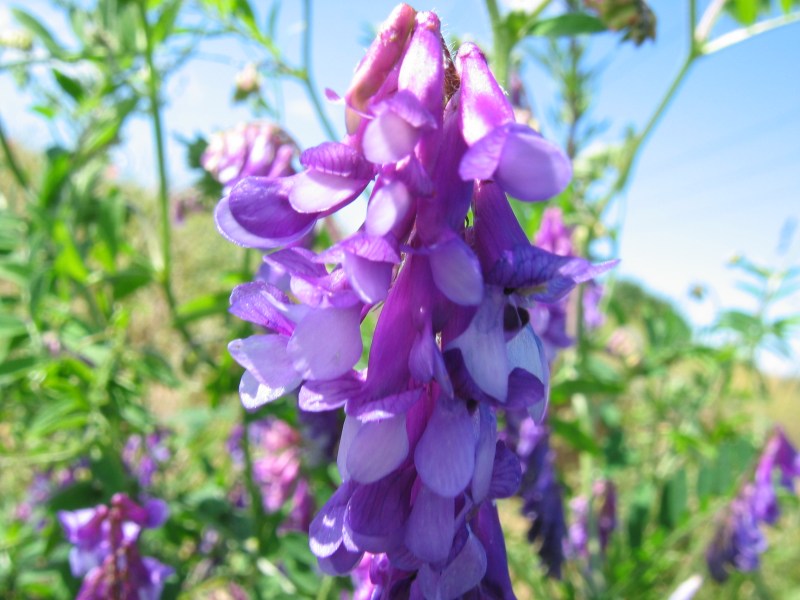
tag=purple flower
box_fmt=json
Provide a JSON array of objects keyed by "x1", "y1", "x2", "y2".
[
  {"x1": 752, "y1": 427, "x2": 800, "y2": 524},
  {"x1": 706, "y1": 485, "x2": 767, "y2": 583},
  {"x1": 122, "y1": 429, "x2": 171, "y2": 489},
  {"x1": 202, "y1": 122, "x2": 297, "y2": 193},
  {"x1": 228, "y1": 417, "x2": 315, "y2": 532},
  {"x1": 58, "y1": 494, "x2": 172, "y2": 599},
  {"x1": 566, "y1": 479, "x2": 617, "y2": 559},
  {"x1": 706, "y1": 428, "x2": 800, "y2": 583},
  {"x1": 508, "y1": 419, "x2": 568, "y2": 578},
  {"x1": 214, "y1": 5, "x2": 618, "y2": 594}
]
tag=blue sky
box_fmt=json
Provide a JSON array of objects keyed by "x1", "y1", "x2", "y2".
[{"x1": 2, "y1": 0, "x2": 799, "y2": 373}]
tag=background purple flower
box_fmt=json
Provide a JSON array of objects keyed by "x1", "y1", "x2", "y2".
[{"x1": 202, "y1": 122, "x2": 297, "y2": 193}]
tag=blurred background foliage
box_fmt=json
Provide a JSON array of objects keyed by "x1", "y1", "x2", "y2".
[{"x1": 0, "y1": 0, "x2": 798, "y2": 598}]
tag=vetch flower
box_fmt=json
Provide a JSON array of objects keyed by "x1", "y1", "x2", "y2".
[
  {"x1": 706, "y1": 428, "x2": 800, "y2": 583},
  {"x1": 202, "y1": 122, "x2": 297, "y2": 193},
  {"x1": 58, "y1": 493, "x2": 172, "y2": 599},
  {"x1": 215, "y1": 4, "x2": 617, "y2": 594},
  {"x1": 228, "y1": 417, "x2": 316, "y2": 532},
  {"x1": 122, "y1": 429, "x2": 171, "y2": 489}
]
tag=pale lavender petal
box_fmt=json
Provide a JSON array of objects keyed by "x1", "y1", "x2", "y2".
[
  {"x1": 346, "y1": 414, "x2": 409, "y2": 484},
  {"x1": 229, "y1": 281, "x2": 294, "y2": 335},
  {"x1": 495, "y1": 124, "x2": 572, "y2": 202},
  {"x1": 288, "y1": 307, "x2": 363, "y2": 380},
  {"x1": 344, "y1": 253, "x2": 393, "y2": 303},
  {"x1": 435, "y1": 530, "x2": 488, "y2": 599},
  {"x1": 228, "y1": 335, "x2": 302, "y2": 402},
  {"x1": 447, "y1": 289, "x2": 508, "y2": 401},
  {"x1": 415, "y1": 398, "x2": 476, "y2": 497},
  {"x1": 288, "y1": 169, "x2": 369, "y2": 214},
  {"x1": 363, "y1": 109, "x2": 422, "y2": 164},
  {"x1": 428, "y1": 237, "x2": 483, "y2": 306},
  {"x1": 239, "y1": 371, "x2": 284, "y2": 410},
  {"x1": 366, "y1": 180, "x2": 412, "y2": 237},
  {"x1": 405, "y1": 485, "x2": 454, "y2": 563},
  {"x1": 458, "y1": 125, "x2": 506, "y2": 182}
]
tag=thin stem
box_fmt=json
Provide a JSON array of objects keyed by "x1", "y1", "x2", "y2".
[
  {"x1": 485, "y1": 0, "x2": 510, "y2": 88},
  {"x1": 0, "y1": 115, "x2": 30, "y2": 191},
  {"x1": 240, "y1": 410, "x2": 270, "y2": 554},
  {"x1": 300, "y1": 0, "x2": 337, "y2": 141},
  {"x1": 703, "y1": 11, "x2": 800, "y2": 55},
  {"x1": 599, "y1": 55, "x2": 693, "y2": 214},
  {"x1": 695, "y1": 0, "x2": 728, "y2": 43},
  {"x1": 139, "y1": 3, "x2": 214, "y2": 367}
]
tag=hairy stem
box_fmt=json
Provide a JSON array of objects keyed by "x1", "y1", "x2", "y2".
[{"x1": 485, "y1": 0, "x2": 510, "y2": 88}]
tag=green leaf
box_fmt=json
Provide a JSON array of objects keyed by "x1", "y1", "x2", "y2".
[
  {"x1": 29, "y1": 398, "x2": 89, "y2": 437},
  {"x1": 0, "y1": 355, "x2": 42, "y2": 381},
  {"x1": 550, "y1": 416, "x2": 601, "y2": 454},
  {"x1": 627, "y1": 483, "x2": 654, "y2": 550},
  {"x1": 52, "y1": 69, "x2": 85, "y2": 102},
  {"x1": 12, "y1": 8, "x2": 66, "y2": 56},
  {"x1": 0, "y1": 314, "x2": 28, "y2": 339},
  {"x1": 527, "y1": 13, "x2": 607, "y2": 38},
  {"x1": 107, "y1": 264, "x2": 154, "y2": 300},
  {"x1": 658, "y1": 469, "x2": 688, "y2": 529},
  {"x1": 152, "y1": 0, "x2": 183, "y2": 43},
  {"x1": 137, "y1": 349, "x2": 180, "y2": 387},
  {"x1": 53, "y1": 221, "x2": 89, "y2": 283},
  {"x1": 40, "y1": 146, "x2": 72, "y2": 208},
  {"x1": 734, "y1": 0, "x2": 759, "y2": 25}
]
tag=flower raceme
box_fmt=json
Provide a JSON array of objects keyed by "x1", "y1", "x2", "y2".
[
  {"x1": 215, "y1": 4, "x2": 616, "y2": 597},
  {"x1": 58, "y1": 494, "x2": 172, "y2": 600}
]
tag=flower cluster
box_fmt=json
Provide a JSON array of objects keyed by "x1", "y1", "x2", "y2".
[
  {"x1": 202, "y1": 122, "x2": 298, "y2": 193},
  {"x1": 566, "y1": 479, "x2": 617, "y2": 560},
  {"x1": 227, "y1": 417, "x2": 315, "y2": 532},
  {"x1": 216, "y1": 4, "x2": 614, "y2": 596},
  {"x1": 122, "y1": 429, "x2": 171, "y2": 489},
  {"x1": 506, "y1": 419, "x2": 567, "y2": 578},
  {"x1": 706, "y1": 427, "x2": 800, "y2": 582},
  {"x1": 58, "y1": 493, "x2": 172, "y2": 599}
]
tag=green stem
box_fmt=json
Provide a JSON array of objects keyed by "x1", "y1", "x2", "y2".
[
  {"x1": 0, "y1": 115, "x2": 30, "y2": 191},
  {"x1": 485, "y1": 0, "x2": 510, "y2": 88},
  {"x1": 703, "y1": 11, "x2": 800, "y2": 55},
  {"x1": 240, "y1": 409, "x2": 270, "y2": 554},
  {"x1": 300, "y1": 0, "x2": 337, "y2": 141},
  {"x1": 139, "y1": 3, "x2": 213, "y2": 367}
]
